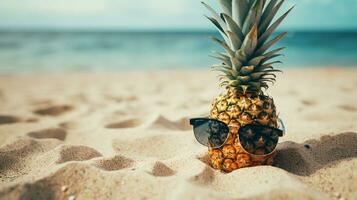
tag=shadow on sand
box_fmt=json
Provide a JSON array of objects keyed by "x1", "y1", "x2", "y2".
[{"x1": 274, "y1": 132, "x2": 357, "y2": 176}]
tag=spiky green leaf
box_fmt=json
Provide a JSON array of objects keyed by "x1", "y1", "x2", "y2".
[
  {"x1": 258, "y1": 6, "x2": 294, "y2": 45},
  {"x1": 222, "y1": 14, "x2": 244, "y2": 40},
  {"x1": 232, "y1": 0, "x2": 249, "y2": 28},
  {"x1": 254, "y1": 65, "x2": 274, "y2": 72},
  {"x1": 263, "y1": 47, "x2": 285, "y2": 58},
  {"x1": 254, "y1": 0, "x2": 264, "y2": 25},
  {"x1": 219, "y1": 81, "x2": 229, "y2": 87},
  {"x1": 248, "y1": 56, "x2": 265, "y2": 66},
  {"x1": 261, "y1": 73, "x2": 277, "y2": 79},
  {"x1": 242, "y1": 0, "x2": 263, "y2": 34},
  {"x1": 205, "y1": 16, "x2": 230, "y2": 45},
  {"x1": 262, "y1": 61, "x2": 283, "y2": 67},
  {"x1": 248, "y1": 0, "x2": 256, "y2": 8},
  {"x1": 259, "y1": 0, "x2": 282, "y2": 35},
  {"x1": 250, "y1": 72, "x2": 265, "y2": 79},
  {"x1": 210, "y1": 36, "x2": 234, "y2": 56},
  {"x1": 240, "y1": 65, "x2": 255, "y2": 75},
  {"x1": 205, "y1": 16, "x2": 224, "y2": 34},
  {"x1": 235, "y1": 49, "x2": 247, "y2": 63},
  {"x1": 226, "y1": 31, "x2": 242, "y2": 50},
  {"x1": 212, "y1": 64, "x2": 232, "y2": 71},
  {"x1": 209, "y1": 55, "x2": 232, "y2": 66},
  {"x1": 256, "y1": 32, "x2": 287, "y2": 55},
  {"x1": 237, "y1": 75, "x2": 251, "y2": 82},
  {"x1": 246, "y1": 81, "x2": 261, "y2": 87},
  {"x1": 231, "y1": 56, "x2": 242, "y2": 72},
  {"x1": 260, "y1": 78, "x2": 276, "y2": 83},
  {"x1": 217, "y1": 0, "x2": 232, "y2": 16},
  {"x1": 202, "y1": 2, "x2": 227, "y2": 30},
  {"x1": 228, "y1": 80, "x2": 241, "y2": 87},
  {"x1": 261, "y1": 54, "x2": 283, "y2": 64},
  {"x1": 241, "y1": 25, "x2": 258, "y2": 57},
  {"x1": 261, "y1": 69, "x2": 283, "y2": 74}
]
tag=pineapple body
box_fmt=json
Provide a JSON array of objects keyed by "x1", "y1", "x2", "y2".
[
  {"x1": 201, "y1": 0, "x2": 293, "y2": 172},
  {"x1": 209, "y1": 89, "x2": 278, "y2": 172}
]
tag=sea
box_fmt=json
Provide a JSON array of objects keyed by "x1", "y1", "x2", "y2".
[{"x1": 0, "y1": 30, "x2": 356, "y2": 74}]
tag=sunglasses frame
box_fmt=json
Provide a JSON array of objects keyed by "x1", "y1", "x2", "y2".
[{"x1": 190, "y1": 118, "x2": 285, "y2": 156}]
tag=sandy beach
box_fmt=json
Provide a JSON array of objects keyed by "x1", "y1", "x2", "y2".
[{"x1": 0, "y1": 68, "x2": 356, "y2": 200}]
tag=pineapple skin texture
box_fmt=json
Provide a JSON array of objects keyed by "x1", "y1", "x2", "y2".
[{"x1": 209, "y1": 89, "x2": 278, "y2": 173}]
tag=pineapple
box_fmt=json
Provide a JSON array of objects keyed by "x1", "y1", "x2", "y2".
[{"x1": 203, "y1": 0, "x2": 293, "y2": 172}]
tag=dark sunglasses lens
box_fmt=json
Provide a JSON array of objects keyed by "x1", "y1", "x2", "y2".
[
  {"x1": 192, "y1": 119, "x2": 229, "y2": 148},
  {"x1": 239, "y1": 125, "x2": 280, "y2": 155}
]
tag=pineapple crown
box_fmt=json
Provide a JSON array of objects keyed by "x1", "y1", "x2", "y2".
[{"x1": 203, "y1": 0, "x2": 293, "y2": 95}]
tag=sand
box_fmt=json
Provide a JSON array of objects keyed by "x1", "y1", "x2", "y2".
[{"x1": 0, "y1": 68, "x2": 356, "y2": 200}]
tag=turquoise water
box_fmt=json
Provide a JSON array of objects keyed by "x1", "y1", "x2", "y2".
[{"x1": 0, "y1": 31, "x2": 356, "y2": 73}]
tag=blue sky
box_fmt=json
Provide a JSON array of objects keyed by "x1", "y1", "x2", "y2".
[{"x1": 0, "y1": 0, "x2": 356, "y2": 30}]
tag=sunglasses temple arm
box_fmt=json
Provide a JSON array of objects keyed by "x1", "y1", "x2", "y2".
[{"x1": 278, "y1": 118, "x2": 286, "y2": 136}]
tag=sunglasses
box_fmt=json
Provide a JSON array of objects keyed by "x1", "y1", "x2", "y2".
[{"x1": 190, "y1": 118, "x2": 285, "y2": 156}]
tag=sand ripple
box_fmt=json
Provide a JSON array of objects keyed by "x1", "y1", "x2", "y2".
[
  {"x1": 0, "y1": 115, "x2": 20, "y2": 125},
  {"x1": 27, "y1": 128, "x2": 67, "y2": 141},
  {"x1": 34, "y1": 105, "x2": 73, "y2": 116}
]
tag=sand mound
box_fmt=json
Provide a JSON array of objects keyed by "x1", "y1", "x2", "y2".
[
  {"x1": 0, "y1": 138, "x2": 61, "y2": 182},
  {"x1": 94, "y1": 155, "x2": 134, "y2": 171},
  {"x1": 150, "y1": 162, "x2": 176, "y2": 177},
  {"x1": 0, "y1": 163, "x2": 122, "y2": 200},
  {"x1": 0, "y1": 138, "x2": 101, "y2": 184},
  {"x1": 305, "y1": 159, "x2": 357, "y2": 200},
  {"x1": 54, "y1": 145, "x2": 102, "y2": 164}
]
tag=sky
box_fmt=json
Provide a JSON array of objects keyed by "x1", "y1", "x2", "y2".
[{"x1": 0, "y1": 0, "x2": 356, "y2": 30}]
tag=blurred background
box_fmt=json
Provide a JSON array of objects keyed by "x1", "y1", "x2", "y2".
[{"x1": 0, "y1": 0, "x2": 356, "y2": 74}]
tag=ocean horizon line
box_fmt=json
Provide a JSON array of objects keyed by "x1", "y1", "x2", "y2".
[
  {"x1": 1, "y1": 28, "x2": 357, "y2": 34},
  {"x1": 0, "y1": 27, "x2": 356, "y2": 74}
]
